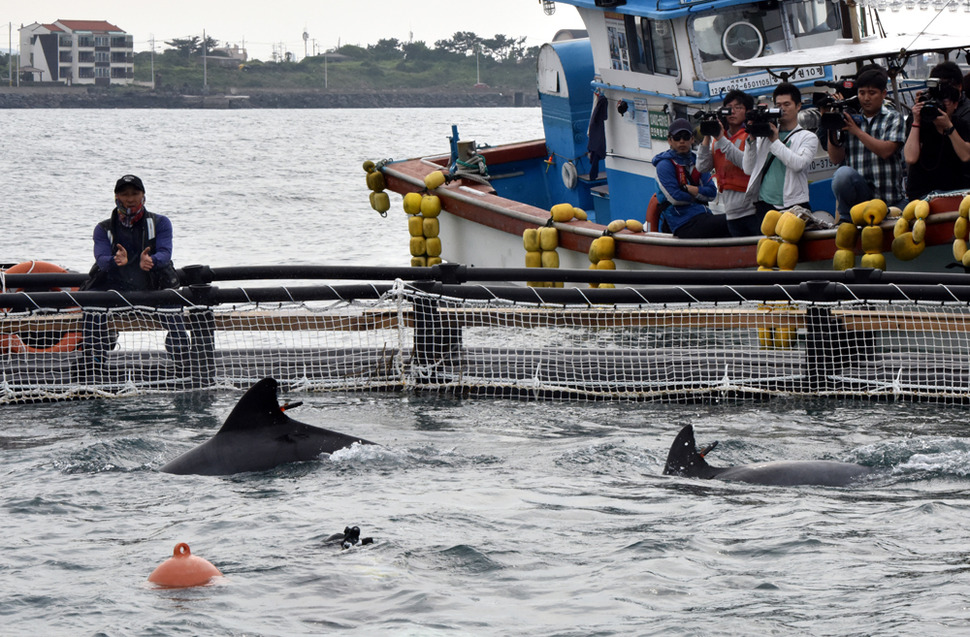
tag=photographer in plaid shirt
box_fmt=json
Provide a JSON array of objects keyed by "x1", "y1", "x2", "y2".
[{"x1": 823, "y1": 65, "x2": 906, "y2": 222}]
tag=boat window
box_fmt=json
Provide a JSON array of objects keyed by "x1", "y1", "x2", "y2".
[
  {"x1": 787, "y1": 0, "x2": 842, "y2": 49},
  {"x1": 689, "y1": 7, "x2": 786, "y2": 81},
  {"x1": 621, "y1": 15, "x2": 678, "y2": 77}
]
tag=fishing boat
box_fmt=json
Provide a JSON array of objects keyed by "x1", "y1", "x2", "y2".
[{"x1": 373, "y1": 0, "x2": 970, "y2": 272}]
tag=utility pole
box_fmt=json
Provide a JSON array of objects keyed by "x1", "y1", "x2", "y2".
[
  {"x1": 202, "y1": 28, "x2": 207, "y2": 91},
  {"x1": 150, "y1": 34, "x2": 155, "y2": 89},
  {"x1": 8, "y1": 22, "x2": 11, "y2": 87}
]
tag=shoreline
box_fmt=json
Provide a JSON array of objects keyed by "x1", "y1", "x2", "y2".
[{"x1": 0, "y1": 86, "x2": 537, "y2": 109}]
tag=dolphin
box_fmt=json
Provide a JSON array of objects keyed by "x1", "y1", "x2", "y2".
[
  {"x1": 662, "y1": 424, "x2": 872, "y2": 487},
  {"x1": 161, "y1": 377, "x2": 375, "y2": 475}
]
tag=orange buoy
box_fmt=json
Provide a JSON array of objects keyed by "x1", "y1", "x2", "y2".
[
  {"x1": 148, "y1": 543, "x2": 223, "y2": 588},
  {"x1": 1, "y1": 261, "x2": 82, "y2": 354}
]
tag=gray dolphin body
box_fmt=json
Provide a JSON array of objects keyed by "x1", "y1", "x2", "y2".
[
  {"x1": 161, "y1": 378, "x2": 375, "y2": 475},
  {"x1": 662, "y1": 424, "x2": 872, "y2": 487}
]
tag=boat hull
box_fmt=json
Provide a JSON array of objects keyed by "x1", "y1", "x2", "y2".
[{"x1": 380, "y1": 142, "x2": 963, "y2": 273}]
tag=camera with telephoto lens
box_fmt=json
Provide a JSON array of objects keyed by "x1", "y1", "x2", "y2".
[
  {"x1": 694, "y1": 108, "x2": 731, "y2": 137},
  {"x1": 745, "y1": 104, "x2": 781, "y2": 137}
]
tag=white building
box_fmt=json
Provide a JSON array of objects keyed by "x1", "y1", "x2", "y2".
[{"x1": 19, "y1": 20, "x2": 133, "y2": 86}]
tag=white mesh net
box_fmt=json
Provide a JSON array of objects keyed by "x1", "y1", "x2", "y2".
[{"x1": 3, "y1": 284, "x2": 970, "y2": 403}]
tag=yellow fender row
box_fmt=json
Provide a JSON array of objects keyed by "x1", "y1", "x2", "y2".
[
  {"x1": 405, "y1": 170, "x2": 449, "y2": 266},
  {"x1": 890, "y1": 199, "x2": 929, "y2": 263},
  {"x1": 757, "y1": 209, "x2": 806, "y2": 271},
  {"x1": 952, "y1": 195, "x2": 970, "y2": 267},
  {"x1": 833, "y1": 199, "x2": 891, "y2": 270}
]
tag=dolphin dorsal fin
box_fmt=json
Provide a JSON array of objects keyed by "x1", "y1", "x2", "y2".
[{"x1": 218, "y1": 378, "x2": 290, "y2": 432}]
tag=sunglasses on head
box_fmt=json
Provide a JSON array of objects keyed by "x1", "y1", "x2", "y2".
[{"x1": 670, "y1": 131, "x2": 693, "y2": 142}]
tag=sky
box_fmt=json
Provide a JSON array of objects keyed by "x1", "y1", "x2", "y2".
[{"x1": 1, "y1": 0, "x2": 581, "y2": 61}]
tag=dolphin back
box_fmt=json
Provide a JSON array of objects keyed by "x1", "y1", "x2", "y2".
[{"x1": 161, "y1": 377, "x2": 375, "y2": 475}]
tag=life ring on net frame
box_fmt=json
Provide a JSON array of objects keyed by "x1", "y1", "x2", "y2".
[{"x1": 2, "y1": 260, "x2": 83, "y2": 354}]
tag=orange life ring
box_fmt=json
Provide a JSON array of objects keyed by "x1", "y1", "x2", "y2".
[{"x1": 2, "y1": 261, "x2": 82, "y2": 354}]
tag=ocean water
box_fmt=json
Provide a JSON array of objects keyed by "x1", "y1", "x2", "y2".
[{"x1": 3, "y1": 109, "x2": 970, "y2": 635}]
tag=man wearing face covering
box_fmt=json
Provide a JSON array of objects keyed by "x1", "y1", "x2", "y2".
[{"x1": 76, "y1": 175, "x2": 188, "y2": 382}]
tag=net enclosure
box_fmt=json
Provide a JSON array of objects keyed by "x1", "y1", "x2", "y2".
[{"x1": 3, "y1": 265, "x2": 970, "y2": 404}]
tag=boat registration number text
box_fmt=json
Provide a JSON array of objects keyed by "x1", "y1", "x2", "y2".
[{"x1": 708, "y1": 67, "x2": 826, "y2": 97}]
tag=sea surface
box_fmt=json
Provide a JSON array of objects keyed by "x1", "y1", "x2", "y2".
[{"x1": 3, "y1": 110, "x2": 970, "y2": 636}]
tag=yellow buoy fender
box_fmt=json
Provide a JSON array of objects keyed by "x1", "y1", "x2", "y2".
[
  {"x1": 411, "y1": 256, "x2": 427, "y2": 267},
  {"x1": 891, "y1": 232, "x2": 925, "y2": 261},
  {"x1": 422, "y1": 217, "x2": 440, "y2": 238},
  {"x1": 914, "y1": 200, "x2": 930, "y2": 220},
  {"x1": 963, "y1": 250, "x2": 970, "y2": 268},
  {"x1": 756, "y1": 238, "x2": 780, "y2": 268},
  {"x1": 366, "y1": 171, "x2": 386, "y2": 192},
  {"x1": 860, "y1": 252, "x2": 886, "y2": 270},
  {"x1": 409, "y1": 236, "x2": 427, "y2": 257},
  {"x1": 955, "y1": 216, "x2": 968, "y2": 240},
  {"x1": 591, "y1": 236, "x2": 616, "y2": 261},
  {"x1": 776, "y1": 242, "x2": 799, "y2": 270},
  {"x1": 541, "y1": 250, "x2": 560, "y2": 268},
  {"x1": 862, "y1": 199, "x2": 888, "y2": 226},
  {"x1": 835, "y1": 223, "x2": 857, "y2": 250},
  {"x1": 408, "y1": 215, "x2": 424, "y2": 237},
  {"x1": 595, "y1": 259, "x2": 616, "y2": 270},
  {"x1": 573, "y1": 207, "x2": 588, "y2": 221},
  {"x1": 420, "y1": 195, "x2": 442, "y2": 218},
  {"x1": 525, "y1": 250, "x2": 542, "y2": 268},
  {"x1": 550, "y1": 203, "x2": 575, "y2": 223},
  {"x1": 833, "y1": 248, "x2": 856, "y2": 271},
  {"x1": 425, "y1": 237, "x2": 442, "y2": 257},
  {"x1": 427, "y1": 257, "x2": 443, "y2": 266},
  {"x1": 424, "y1": 171, "x2": 446, "y2": 190},
  {"x1": 901, "y1": 200, "x2": 918, "y2": 221},
  {"x1": 523, "y1": 229, "x2": 540, "y2": 252},
  {"x1": 539, "y1": 227, "x2": 559, "y2": 251},
  {"x1": 761, "y1": 209, "x2": 781, "y2": 236},
  {"x1": 362, "y1": 160, "x2": 376, "y2": 173},
  {"x1": 607, "y1": 219, "x2": 627, "y2": 234},
  {"x1": 954, "y1": 239, "x2": 968, "y2": 262},
  {"x1": 403, "y1": 192, "x2": 423, "y2": 215},
  {"x1": 777, "y1": 212, "x2": 806, "y2": 243},
  {"x1": 849, "y1": 200, "x2": 869, "y2": 226},
  {"x1": 912, "y1": 218, "x2": 927, "y2": 244},
  {"x1": 370, "y1": 191, "x2": 390, "y2": 213},
  {"x1": 960, "y1": 195, "x2": 970, "y2": 218},
  {"x1": 893, "y1": 217, "x2": 909, "y2": 238},
  {"x1": 860, "y1": 225, "x2": 883, "y2": 254},
  {"x1": 625, "y1": 219, "x2": 644, "y2": 233}
]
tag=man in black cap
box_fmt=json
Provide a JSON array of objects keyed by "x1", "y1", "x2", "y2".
[{"x1": 76, "y1": 175, "x2": 188, "y2": 382}]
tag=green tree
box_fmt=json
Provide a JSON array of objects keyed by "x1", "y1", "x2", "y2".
[{"x1": 369, "y1": 38, "x2": 404, "y2": 61}]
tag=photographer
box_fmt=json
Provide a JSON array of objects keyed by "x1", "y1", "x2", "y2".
[
  {"x1": 924, "y1": 61, "x2": 970, "y2": 130},
  {"x1": 904, "y1": 84, "x2": 970, "y2": 200},
  {"x1": 742, "y1": 83, "x2": 819, "y2": 220},
  {"x1": 824, "y1": 64, "x2": 906, "y2": 221},
  {"x1": 651, "y1": 118, "x2": 729, "y2": 239},
  {"x1": 697, "y1": 89, "x2": 760, "y2": 236}
]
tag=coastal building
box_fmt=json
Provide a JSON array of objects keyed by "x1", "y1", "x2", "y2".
[{"x1": 18, "y1": 20, "x2": 134, "y2": 86}]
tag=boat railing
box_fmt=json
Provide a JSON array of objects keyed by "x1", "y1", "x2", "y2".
[{"x1": 3, "y1": 263, "x2": 970, "y2": 404}]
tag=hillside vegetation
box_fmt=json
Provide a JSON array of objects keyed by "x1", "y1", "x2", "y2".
[{"x1": 132, "y1": 33, "x2": 541, "y2": 93}]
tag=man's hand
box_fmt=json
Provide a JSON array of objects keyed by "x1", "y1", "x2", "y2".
[{"x1": 139, "y1": 247, "x2": 154, "y2": 271}]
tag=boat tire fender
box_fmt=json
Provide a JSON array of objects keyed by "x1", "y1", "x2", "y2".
[{"x1": 561, "y1": 161, "x2": 578, "y2": 190}]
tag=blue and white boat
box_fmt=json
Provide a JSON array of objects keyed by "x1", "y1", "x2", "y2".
[{"x1": 376, "y1": 0, "x2": 970, "y2": 271}]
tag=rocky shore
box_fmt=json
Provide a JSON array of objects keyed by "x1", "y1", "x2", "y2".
[{"x1": 0, "y1": 86, "x2": 536, "y2": 109}]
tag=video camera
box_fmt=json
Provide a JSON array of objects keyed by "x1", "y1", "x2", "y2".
[
  {"x1": 694, "y1": 108, "x2": 731, "y2": 137},
  {"x1": 745, "y1": 104, "x2": 781, "y2": 137},
  {"x1": 812, "y1": 78, "x2": 862, "y2": 130}
]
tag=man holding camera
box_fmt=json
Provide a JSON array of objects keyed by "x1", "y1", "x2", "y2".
[
  {"x1": 904, "y1": 82, "x2": 970, "y2": 200},
  {"x1": 742, "y1": 82, "x2": 819, "y2": 222},
  {"x1": 824, "y1": 64, "x2": 906, "y2": 221},
  {"x1": 926, "y1": 60, "x2": 970, "y2": 130},
  {"x1": 697, "y1": 89, "x2": 759, "y2": 236}
]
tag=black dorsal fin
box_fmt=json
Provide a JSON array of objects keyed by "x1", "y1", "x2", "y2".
[
  {"x1": 218, "y1": 378, "x2": 290, "y2": 433},
  {"x1": 663, "y1": 424, "x2": 720, "y2": 479}
]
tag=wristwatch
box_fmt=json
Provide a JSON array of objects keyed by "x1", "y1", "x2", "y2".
[{"x1": 945, "y1": 125, "x2": 956, "y2": 136}]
